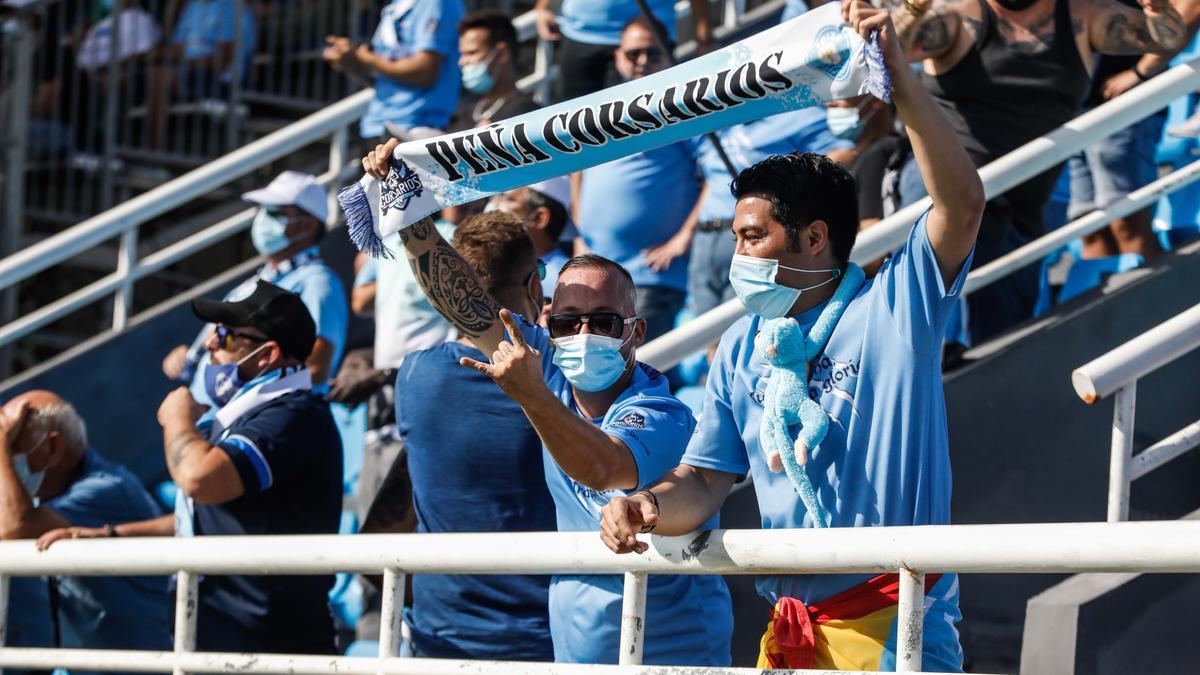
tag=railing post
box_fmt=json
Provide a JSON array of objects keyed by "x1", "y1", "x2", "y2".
[
  {"x1": 173, "y1": 570, "x2": 198, "y2": 675},
  {"x1": 1108, "y1": 383, "x2": 1138, "y2": 522},
  {"x1": 112, "y1": 228, "x2": 139, "y2": 330},
  {"x1": 724, "y1": 0, "x2": 745, "y2": 30},
  {"x1": 618, "y1": 571, "x2": 648, "y2": 665},
  {"x1": 896, "y1": 567, "x2": 924, "y2": 673},
  {"x1": 0, "y1": 573, "x2": 9, "y2": 675},
  {"x1": 1, "y1": 18, "x2": 31, "y2": 381},
  {"x1": 327, "y1": 127, "x2": 349, "y2": 228},
  {"x1": 379, "y1": 568, "x2": 406, "y2": 659}
]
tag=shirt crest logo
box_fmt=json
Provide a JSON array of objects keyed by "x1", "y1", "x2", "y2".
[
  {"x1": 381, "y1": 158, "x2": 424, "y2": 215},
  {"x1": 613, "y1": 411, "x2": 646, "y2": 429},
  {"x1": 806, "y1": 26, "x2": 851, "y2": 81}
]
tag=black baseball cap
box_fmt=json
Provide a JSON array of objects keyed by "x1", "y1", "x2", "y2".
[{"x1": 192, "y1": 281, "x2": 316, "y2": 362}]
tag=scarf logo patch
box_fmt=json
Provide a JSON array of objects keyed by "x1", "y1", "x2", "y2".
[
  {"x1": 806, "y1": 26, "x2": 851, "y2": 81},
  {"x1": 381, "y1": 158, "x2": 424, "y2": 215}
]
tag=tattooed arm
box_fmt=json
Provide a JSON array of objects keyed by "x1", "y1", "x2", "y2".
[
  {"x1": 363, "y1": 141, "x2": 508, "y2": 356},
  {"x1": 157, "y1": 387, "x2": 244, "y2": 505},
  {"x1": 883, "y1": 0, "x2": 965, "y2": 61},
  {"x1": 1087, "y1": 0, "x2": 1187, "y2": 54}
]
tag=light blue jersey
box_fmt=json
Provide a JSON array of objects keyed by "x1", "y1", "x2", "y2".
[
  {"x1": 172, "y1": 0, "x2": 255, "y2": 81},
  {"x1": 559, "y1": 0, "x2": 677, "y2": 45},
  {"x1": 693, "y1": 109, "x2": 850, "y2": 222},
  {"x1": 578, "y1": 143, "x2": 701, "y2": 291},
  {"x1": 515, "y1": 317, "x2": 733, "y2": 666},
  {"x1": 542, "y1": 248, "x2": 570, "y2": 298},
  {"x1": 361, "y1": 0, "x2": 463, "y2": 138},
  {"x1": 680, "y1": 212, "x2": 968, "y2": 670}
]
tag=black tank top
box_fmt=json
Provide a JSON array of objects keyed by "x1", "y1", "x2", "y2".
[{"x1": 921, "y1": 0, "x2": 1090, "y2": 240}]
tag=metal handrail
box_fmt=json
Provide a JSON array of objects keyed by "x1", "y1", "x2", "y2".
[
  {"x1": 0, "y1": 522, "x2": 1198, "y2": 675},
  {"x1": 1072, "y1": 303, "x2": 1200, "y2": 404},
  {"x1": 1069, "y1": 304, "x2": 1200, "y2": 522}
]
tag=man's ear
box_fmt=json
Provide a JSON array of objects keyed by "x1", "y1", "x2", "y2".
[
  {"x1": 631, "y1": 316, "x2": 647, "y2": 349},
  {"x1": 806, "y1": 219, "x2": 830, "y2": 257},
  {"x1": 529, "y1": 206, "x2": 551, "y2": 232},
  {"x1": 495, "y1": 41, "x2": 511, "y2": 66}
]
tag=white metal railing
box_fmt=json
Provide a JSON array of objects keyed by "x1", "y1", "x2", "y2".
[
  {"x1": 0, "y1": 0, "x2": 767, "y2": 374},
  {"x1": 1071, "y1": 304, "x2": 1200, "y2": 522},
  {"x1": 3, "y1": 522, "x2": 1200, "y2": 674}
]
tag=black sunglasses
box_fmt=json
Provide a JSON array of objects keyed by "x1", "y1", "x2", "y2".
[
  {"x1": 548, "y1": 312, "x2": 638, "y2": 339},
  {"x1": 623, "y1": 47, "x2": 663, "y2": 63},
  {"x1": 215, "y1": 325, "x2": 267, "y2": 351}
]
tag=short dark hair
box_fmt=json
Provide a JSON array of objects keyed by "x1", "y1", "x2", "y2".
[
  {"x1": 453, "y1": 211, "x2": 537, "y2": 294},
  {"x1": 730, "y1": 152, "x2": 859, "y2": 264},
  {"x1": 525, "y1": 188, "x2": 569, "y2": 240},
  {"x1": 557, "y1": 254, "x2": 637, "y2": 313},
  {"x1": 459, "y1": 10, "x2": 520, "y2": 60},
  {"x1": 621, "y1": 14, "x2": 675, "y2": 51}
]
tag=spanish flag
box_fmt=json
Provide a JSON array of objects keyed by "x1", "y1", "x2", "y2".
[{"x1": 758, "y1": 573, "x2": 943, "y2": 671}]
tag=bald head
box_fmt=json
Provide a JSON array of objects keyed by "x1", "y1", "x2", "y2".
[{"x1": 552, "y1": 255, "x2": 638, "y2": 317}]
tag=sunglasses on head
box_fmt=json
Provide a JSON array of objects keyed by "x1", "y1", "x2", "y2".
[
  {"x1": 215, "y1": 325, "x2": 267, "y2": 351},
  {"x1": 548, "y1": 312, "x2": 638, "y2": 339},
  {"x1": 623, "y1": 47, "x2": 663, "y2": 63}
]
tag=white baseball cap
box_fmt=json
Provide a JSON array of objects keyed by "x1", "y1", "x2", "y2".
[
  {"x1": 242, "y1": 171, "x2": 328, "y2": 222},
  {"x1": 526, "y1": 176, "x2": 572, "y2": 212}
]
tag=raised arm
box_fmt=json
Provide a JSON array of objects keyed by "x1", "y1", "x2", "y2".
[
  {"x1": 0, "y1": 402, "x2": 70, "y2": 540},
  {"x1": 847, "y1": 0, "x2": 985, "y2": 286},
  {"x1": 362, "y1": 141, "x2": 506, "y2": 357},
  {"x1": 1086, "y1": 0, "x2": 1187, "y2": 55}
]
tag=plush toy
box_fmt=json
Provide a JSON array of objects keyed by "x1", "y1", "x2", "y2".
[
  {"x1": 756, "y1": 263, "x2": 866, "y2": 528},
  {"x1": 757, "y1": 318, "x2": 830, "y2": 528}
]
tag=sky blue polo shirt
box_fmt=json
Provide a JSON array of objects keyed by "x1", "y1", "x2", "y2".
[
  {"x1": 559, "y1": 0, "x2": 677, "y2": 45},
  {"x1": 172, "y1": 0, "x2": 256, "y2": 80},
  {"x1": 693, "y1": 109, "x2": 851, "y2": 223},
  {"x1": 515, "y1": 316, "x2": 733, "y2": 666},
  {"x1": 679, "y1": 212, "x2": 969, "y2": 670},
  {"x1": 577, "y1": 142, "x2": 701, "y2": 291},
  {"x1": 361, "y1": 0, "x2": 464, "y2": 138}
]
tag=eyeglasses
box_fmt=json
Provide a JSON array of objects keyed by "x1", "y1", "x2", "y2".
[
  {"x1": 215, "y1": 325, "x2": 267, "y2": 351},
  {"x1": 623, "y1": 47, "x2": 663, "y2": 63},
  {"x1": 548, "y1": 312, "x2": 638, "y2": 339}
]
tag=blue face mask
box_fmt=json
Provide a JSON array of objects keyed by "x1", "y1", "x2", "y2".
[
  {"x1": 461, "y1": 51, "x2": 496, "y2": 95},
  {"x1": 825, "y1": 102, "x2": 874, "y2": 141},
  {"x1": 250, "y1": 209, "x2": 292, "y2": 256},
  {"x1": 728, "y1": 254, "x2": 841, "y2": 319},
  {"x1": 203, "y1": 344, "x2": 268, "y2": 407},
  {"x1": 551, "y1": 333, "x2": 632, "y2": 393}
]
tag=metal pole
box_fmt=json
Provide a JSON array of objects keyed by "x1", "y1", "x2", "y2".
[
  {"x1": 1108, "y1": 384, "x2": 1137, "y2": 523},
  {"x1": 101, "y1": 2, "x2": 123, "y2": 211},
  {"x1": 227, "y1": 0, "x2": 245, "y2": 152},
  {"x1": 895, "y1": 568, "x2": 924, "y2": 673},
  {"x1": 617, "y1": 572, "x2": 648, "y2": 665},
  {"x1": 327, "y1": 127, "x2": 349, "y2": 228},
  {"x1": 112, "y1": 228, "x2": 138, "y2": 330},
  {"x1": 0, "y1": 19, "x2": 31, "y2": 380},
  {"x1": 632, "y1": 0, "x2": 738, "y2": 178},
  {"x1": 534, "y1": 37, "x2": 553, "y2": 105},
  {"x1": 379, "y1": 569, "x2": 406, "y2": 659},
  {"x1": 0, "y1": 573, "x2": 9, "y2": 655},
  {"x1": 1072, "y1": 303, "x2": 1200, "y2": 404},
  {"x1": 173, "y1": 571, "x2": 198, "y2": 675}
]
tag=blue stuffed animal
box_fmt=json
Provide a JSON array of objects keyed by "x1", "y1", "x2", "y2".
[{"x1": 757, "y1": 317, "x2": 830, "y2": 528}]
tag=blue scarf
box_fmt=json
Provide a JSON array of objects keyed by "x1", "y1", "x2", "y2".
[{"x1": 339, "y1": 5, "x2": 890, "y2": 258}]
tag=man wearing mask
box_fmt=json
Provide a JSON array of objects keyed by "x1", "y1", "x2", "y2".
[
  {"x1": 42, "y1": 282, "x2": 344, "y2": 655},
  {"x1": 599, "y1": 3, "x2": 986, "y2": 670},
  {"x1": 454, "y1": 10, "x2": 537, "y2": 131},
  {"x1": 0, "y1": 391, "x2": 169, "y2": 663},
  {"x1": 162, "y1": 171, "x2": 348, "y2": 399},
  {"x1": 575, "y1": 16, "x2": 703, "y2": 341},
  {"x1": 361, "y1": 145, "x2": 733, "y2": 667},
  {"x1": 684, "y1": 110, "x2": 852, "y2": 318}
]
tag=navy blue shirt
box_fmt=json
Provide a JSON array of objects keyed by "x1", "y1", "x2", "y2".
[
  {"x1": 396, "y1": 342, "x2": 557, "y2": 661},
  {"x1": 194, "y1": 389, "x2": 343, "y2": 653}
]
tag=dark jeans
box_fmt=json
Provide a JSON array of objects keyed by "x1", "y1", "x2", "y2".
[
  {"x1": 636, "y1": 285, "x2": 687, "y2": 343},
  {"x1": 555, "y1": 37, "x2": 618, "y2": 102},
  {"x1": 688, "y1": 227, "x2": 737, "y2": 315},
  {"x1": 966, "y1": 227, "x2": 1041, "y2": 343}
]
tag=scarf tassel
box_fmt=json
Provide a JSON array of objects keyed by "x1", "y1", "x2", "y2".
[
  {"x1": 864, "y1": 31, "x2": 893, "y2": 104},
  {"x1": 338, "y1": 182, "x2": 394, "y2": 260}
]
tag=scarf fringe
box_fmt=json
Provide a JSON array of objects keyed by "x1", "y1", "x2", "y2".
[
  {"x1": 338, "y1": 182, "x2": 394, "y2": 260},
  {"x1": 864, "y1": 31, "x2": 892, "y2": 104}
]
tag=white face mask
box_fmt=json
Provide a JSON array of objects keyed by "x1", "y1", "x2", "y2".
[{"x1": 727, "y1": 254, "x2": 842, "y2": 319}]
